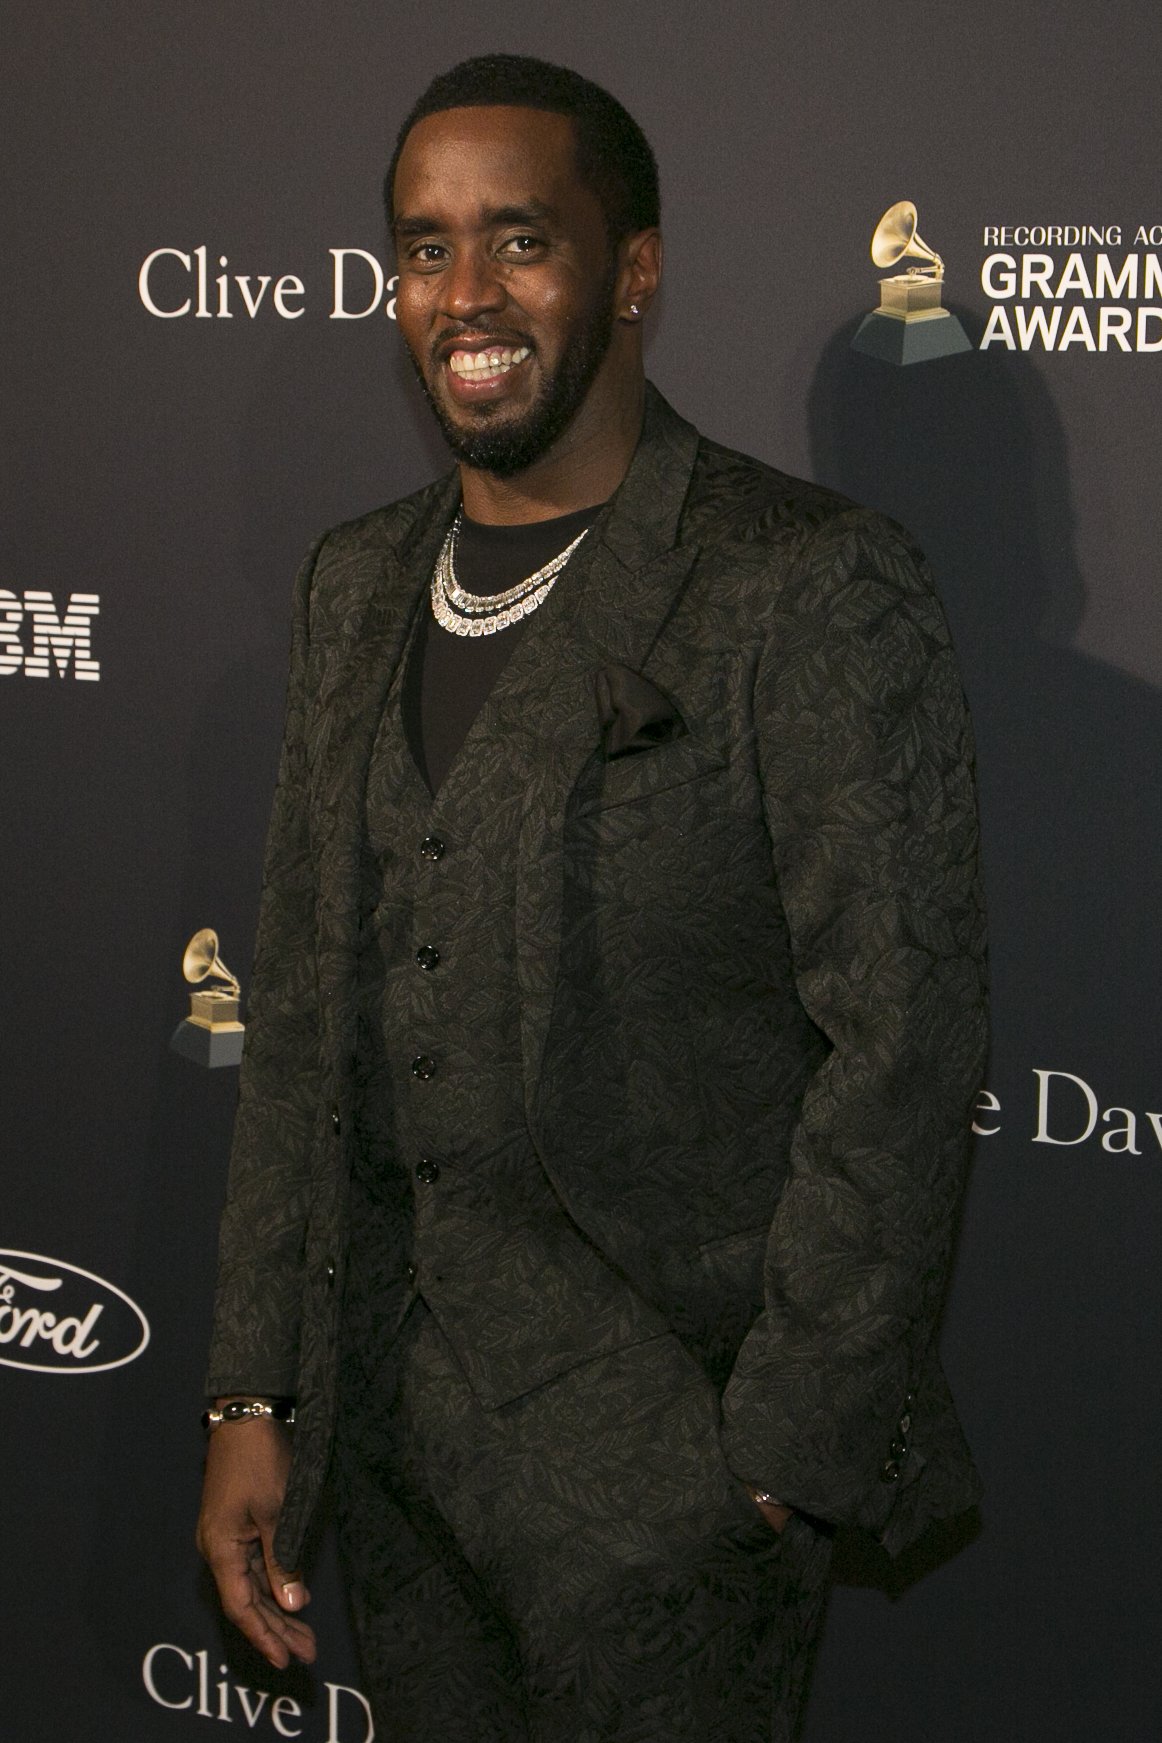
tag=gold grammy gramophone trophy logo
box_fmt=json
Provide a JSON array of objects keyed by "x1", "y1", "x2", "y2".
[
  {"x1": 851, "y1": 200, "x2": 971, "y2": 365},
  {"x1": 169, "y1": 928, "x2": 245, "y2": 1068}
]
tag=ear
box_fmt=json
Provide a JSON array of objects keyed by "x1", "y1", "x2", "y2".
[{"x1": 617, "y1": 228, "x2": 662, "y2": 322}]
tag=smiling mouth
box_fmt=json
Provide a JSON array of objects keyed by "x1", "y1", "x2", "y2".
[{"x1": 446, "y1": 345, "x2": 531, "y2": 383}]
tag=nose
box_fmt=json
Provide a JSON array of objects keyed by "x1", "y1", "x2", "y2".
[{"x1": 440, "y1": 246, "x2": 506, "y2": 322}]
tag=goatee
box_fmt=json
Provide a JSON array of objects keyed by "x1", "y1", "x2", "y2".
[{"x1": 409, "y1": 275, "x2": 617, "y2": 478}]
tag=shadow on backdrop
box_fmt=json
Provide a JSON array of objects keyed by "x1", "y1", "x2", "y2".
[
  {"x1": 809, "y1": 303, "x2": 1162, "y2": 1081},
  {"x1": 799, "y1": 308, "x2": 1162, "y2": 1691}
]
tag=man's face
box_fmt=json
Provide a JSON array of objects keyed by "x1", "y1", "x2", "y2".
[{"x1": 392, "y1": 105, "x2": 620, "y2": 477}]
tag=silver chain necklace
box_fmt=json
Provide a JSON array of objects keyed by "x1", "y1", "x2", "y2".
[{"x1": 430, "y1": 511, "x2": 590, "y2": 638}]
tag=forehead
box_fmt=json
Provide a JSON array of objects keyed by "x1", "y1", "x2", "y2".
[{"x1": 393, "y1": 105, "x2": 589, "y2": 218}]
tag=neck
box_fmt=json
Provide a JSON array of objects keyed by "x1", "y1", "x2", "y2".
[{"x1": 458, "y1": 370, "x2": 645, "y2": 525}]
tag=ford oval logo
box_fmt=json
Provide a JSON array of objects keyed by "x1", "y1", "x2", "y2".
[{"x1": 0, "y1": 1250, "x2": 150, "y2": 1373}]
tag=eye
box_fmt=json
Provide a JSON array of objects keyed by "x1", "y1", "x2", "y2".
[
  {"x1": 499, "y1": 234, "x2": 546, "y2": 260},
  {"x1": 407, "y1": 242, "x2": 448, "y2": 267}
]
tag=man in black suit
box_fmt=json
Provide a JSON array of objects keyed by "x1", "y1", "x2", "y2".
[{"x1": 198, "y1": 54, "x2": 987, "y2": 1741}]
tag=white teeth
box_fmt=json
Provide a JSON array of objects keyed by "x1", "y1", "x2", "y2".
[{"x1": 448, "y1": 346, "x2": 531, "y2": 378}]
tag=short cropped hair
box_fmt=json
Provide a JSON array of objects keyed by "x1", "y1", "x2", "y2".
[{"x1": 385, "y1": 54, "x2": 660, "y2": 243}]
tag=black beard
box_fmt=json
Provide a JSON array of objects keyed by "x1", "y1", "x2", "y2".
[{"x1": 408, "y1": 274, "x2": 617, "y2": 478}]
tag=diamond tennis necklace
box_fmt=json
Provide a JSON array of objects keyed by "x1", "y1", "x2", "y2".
[{"x1": 430, "y1": 511, "x2": 590, "y2": 638}]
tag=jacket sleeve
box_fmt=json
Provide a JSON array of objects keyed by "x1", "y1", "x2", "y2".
[
  {"x1": 718, "y1": 508, "x2": 988, "y2": 1543},
  {"x1": 204, "y1": 535, "x2": 327, "y2": 1398}
]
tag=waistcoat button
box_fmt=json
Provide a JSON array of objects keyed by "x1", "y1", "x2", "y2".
[
  {"x1": 415, "y1": 944, "x2": 441, "y2": 971},
  {"x1": 411, "y1": 1054, "x2": 437, "y2": 1079},
  {"x1": 415, "y1": 1158, "x2": 440, "y2": 1185},
  {"x1": 419, "y1": 835, "x2": 445, "y2": 861},
  {"x1": 330, "y1": 1105, "x2": 341, "y2": 1134}
]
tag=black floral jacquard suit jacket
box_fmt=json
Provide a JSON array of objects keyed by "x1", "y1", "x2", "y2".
[{"x1": 207, "y1": 383, "x2": 988, "y2": 1568}]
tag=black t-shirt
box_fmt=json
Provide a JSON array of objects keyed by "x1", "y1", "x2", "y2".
[{"x1": 402, "y1": 502, "x2": 604, "y2": 795}]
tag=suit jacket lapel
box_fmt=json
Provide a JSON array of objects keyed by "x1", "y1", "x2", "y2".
[{"x1": 507, "y1": 384, "x2": 704, "y2": 1111}]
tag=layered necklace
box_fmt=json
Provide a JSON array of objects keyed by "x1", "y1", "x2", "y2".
[{"x1": 430, "y1": 510, "x2": 590, "y2": 638}]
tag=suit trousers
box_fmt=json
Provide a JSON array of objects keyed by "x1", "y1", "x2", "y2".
[{"x1": 334, "y1": 1297, "x2": 833, "y2": 1742}]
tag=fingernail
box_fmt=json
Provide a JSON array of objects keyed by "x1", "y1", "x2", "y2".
[{"x1": 280, "y1": 1581, "x2": 305, "y2": 1609}]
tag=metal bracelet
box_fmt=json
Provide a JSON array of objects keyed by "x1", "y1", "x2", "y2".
[{"x1": 202, "y1": 1398, "x2": 296, "y2": 1432}]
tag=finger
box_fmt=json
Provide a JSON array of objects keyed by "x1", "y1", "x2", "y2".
[
  {"x1": 204, "y1": 1532, "x2": 264, "y2": 1626},
  {"x1": 222, "y1": 1554, "x2": 317, "y2": 1668},
  {"x1": 268, "y1": 1566, "x2": 311, "y2": 1613},
  {"x1": 247, "y1": 1589, "x2": 318, "y2": 1665},
  {"x1": 256, "y1": 1525, "x2": 311, "y2": 1614},
  {"x1": 207, "y1": 1540, "x2": 315, "y2": 1668}
]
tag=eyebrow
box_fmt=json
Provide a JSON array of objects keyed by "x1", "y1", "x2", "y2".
[{"x1": 393, "y1": 200, "x2": 558, "y2": 240}]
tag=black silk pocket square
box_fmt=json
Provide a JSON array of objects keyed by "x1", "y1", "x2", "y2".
[{"x1": 594, "y1": 663, "x2": 687, "y2": 759}]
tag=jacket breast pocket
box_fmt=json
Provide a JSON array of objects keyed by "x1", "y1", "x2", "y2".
[{"x1": 579, "y1": 740, "x2": 728, "y2": 815}]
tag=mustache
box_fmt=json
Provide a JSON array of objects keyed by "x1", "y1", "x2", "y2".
[{"x1": 432, "y1": 325, "x2": 534, "y2": 358}]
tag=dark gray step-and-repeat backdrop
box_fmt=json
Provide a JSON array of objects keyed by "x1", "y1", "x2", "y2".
[{"x1": 4, "y1": 3, "x2": 1159, "y2": 1739}]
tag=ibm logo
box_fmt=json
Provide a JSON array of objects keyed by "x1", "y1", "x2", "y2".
[{"x1": 0, "y1": 591, "x2": 100, "y2": 681}]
